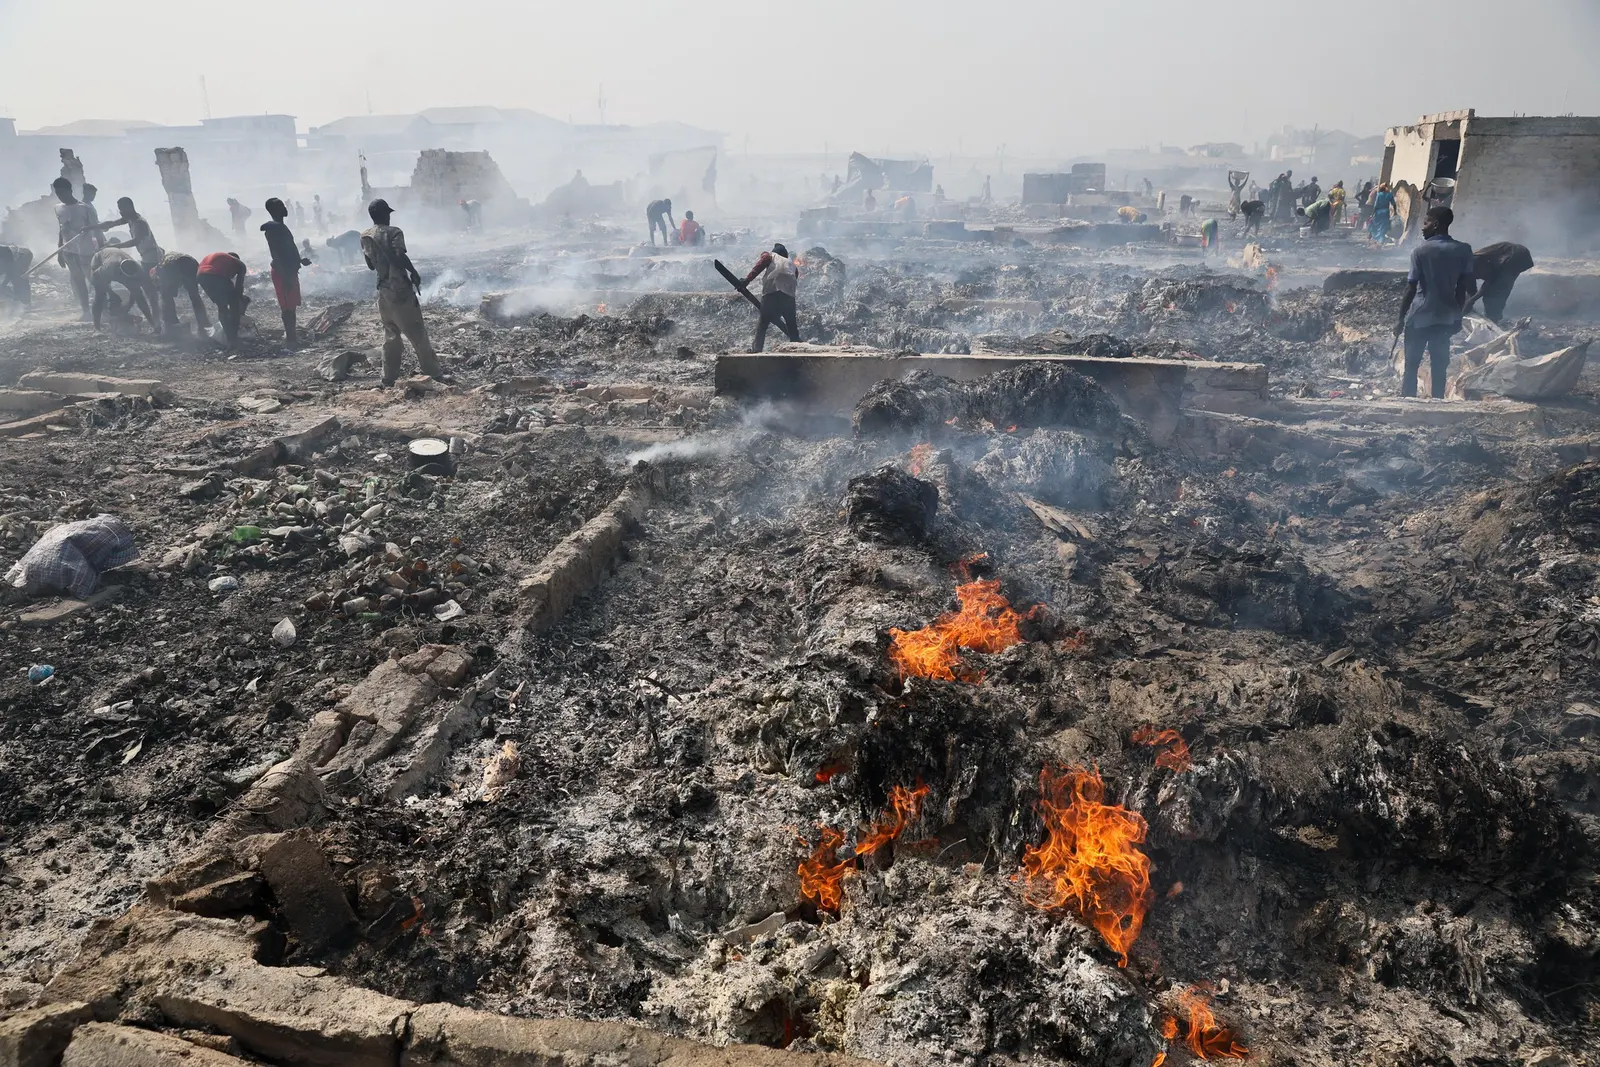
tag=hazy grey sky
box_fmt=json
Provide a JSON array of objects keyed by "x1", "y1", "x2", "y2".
[{"x1": 2, "y1": 0, "x2": 1597, "y2": 156}]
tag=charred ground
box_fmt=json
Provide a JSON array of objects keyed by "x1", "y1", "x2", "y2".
[{"x1": 1, "y1": 231, "x2": 1598, "y2": 1066}]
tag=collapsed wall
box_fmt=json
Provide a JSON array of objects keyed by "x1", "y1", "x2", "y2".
[{"x1": 409, "y1": 149, "x2": 526, "y2": 222}]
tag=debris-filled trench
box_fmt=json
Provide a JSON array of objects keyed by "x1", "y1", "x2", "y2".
[{"x1": 2, "y1": 234, "x2": 1598, "y2": 1066}]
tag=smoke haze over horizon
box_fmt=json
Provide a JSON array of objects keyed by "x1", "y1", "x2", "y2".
[{"x1": 1, "y1": 0, "x2": 1598, "y2": 158}]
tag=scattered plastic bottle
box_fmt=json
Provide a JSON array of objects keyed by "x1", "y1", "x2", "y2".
[
  {"x1": 230, "y1": 525, "x2": 263, "y2": 544},
  {"x1": 28, "y1": 664, "x2": 54, "y2": 683}
]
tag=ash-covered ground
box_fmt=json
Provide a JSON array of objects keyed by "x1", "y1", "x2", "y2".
[{"x1": 2, "y1": 221, "x2": 1598, "y2": 1066}]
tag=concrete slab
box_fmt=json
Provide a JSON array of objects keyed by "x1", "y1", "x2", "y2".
[
  {"x1": 0, "y1": 411, "x2": 77, "y2": 437},
  {"x1": 63, "y1": 1022, "x2": 253, "y2": 1066},
  {"x1": 0, "y1": 389, "x2": 69, "y2": 418},
  {"x1": 16, "y1": 372, "x2": 173, "y2": 405},
  {"x1": 0, "y1": 1001, "x2": 92, "y2": 1067},
  {"x1": 714, "y1": 347, "x2": 1268, "y2": 439},
  {"x1": 1267, "y1": 395, "x2": 1545, "y2": 429}
]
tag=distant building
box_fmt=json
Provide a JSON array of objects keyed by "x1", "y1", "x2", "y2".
[
  {"x1": 1188, "y1": 142, "x2": 1244, "y2": 159},
  {"x1": 1382, "y1": 109, "x2": 1600, "y2": 248}
]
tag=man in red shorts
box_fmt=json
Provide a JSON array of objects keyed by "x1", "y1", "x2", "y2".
[{"x1": 261, "y1": 197, "x2": 312, "y2": 349}]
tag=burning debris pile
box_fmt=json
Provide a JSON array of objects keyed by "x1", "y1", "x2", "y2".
[{"x1": 3, "y1": 215, "x2": 1600, "y2": 1067}]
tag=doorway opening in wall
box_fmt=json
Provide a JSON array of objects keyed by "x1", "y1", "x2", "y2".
[{"x1": 1433, "y1": 139, "x2": 1460, "y2": 181}]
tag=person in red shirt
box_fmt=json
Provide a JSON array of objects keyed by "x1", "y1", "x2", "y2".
[
  {"x1": 678, "y1": 210, "x2": 704, "y2": 247},
  {"x1": 196, "y1": 252, "x2": 249, "y2": 346}
]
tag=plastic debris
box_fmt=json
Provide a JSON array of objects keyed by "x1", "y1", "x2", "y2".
[{"x1": 5, "y1": 515, "x2": 139, "y2": 599}]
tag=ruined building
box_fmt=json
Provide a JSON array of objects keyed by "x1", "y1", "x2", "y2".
[{"x1": 1382, "y1": 109, "x2": 1600, "y2": 248}]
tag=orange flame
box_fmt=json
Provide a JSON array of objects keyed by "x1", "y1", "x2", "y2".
[
  {"x1": 855, "y1": 783, "x2": 931, "y2": 856},
  {"x1": 907, "y1": 443, "x2": 935, "y2": 476},
  {"x1": 1166, "y1": 988, "x2": 1249, "y2": 1060},
  {"x1": 1263, "y1": 266, "x2": 1278, "y2": 292},
  {"x1": 597, "y1": 302, "x2": 608, "y2": 314},
  {"x1": 797, "y1": 784, "x2": 930, "y2": 912},
  {"x1": 815, "y1": 760, "x2": 847, "y2": 784},
  {"x1": 1014, "y1": 766, "x2": 1152, "y2": 965},
  {"x1": 888, "y1": 579, "x2": 1032, "y2": 683},
  {"x1": 1131, "y1": 725, "x2": 1192, "y2": 773},
  {"x1": 797, "y1": 827, "x2": 851, "y2": 912}
]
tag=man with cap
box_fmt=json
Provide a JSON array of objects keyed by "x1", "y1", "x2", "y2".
[
  {"x1": 742, "y1": 242, "x2": 801, "y2": 352},
  {"x1": 262, "y1": 197, "x2": 312, "y2": 349},
  {"x1": 361, "y1": 198, "x2": 443, "y2": 386}
]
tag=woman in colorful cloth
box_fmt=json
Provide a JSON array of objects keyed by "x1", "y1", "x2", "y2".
[
  {"x1": 1328, "y1": 181, "x2": 1347, "y2": 225},
  {"x1": 1200, "y1": 217, "x2": 1219, "y2": 252},
  {"x1": 1368, "y1": 182, "x2": 1395, "y2": 243}
]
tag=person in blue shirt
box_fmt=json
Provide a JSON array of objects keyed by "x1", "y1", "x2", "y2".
[{"x1": 1394, "y1": 206, "x2": 1476, "y2": 398}]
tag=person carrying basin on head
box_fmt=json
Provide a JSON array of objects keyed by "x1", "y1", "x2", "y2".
[
  {"x1": 646, "y1": 197, "x2": 675, "y2": 246},
  {"x1": 743, "y1": 242, "x2": 800, "y2": 353},
  {"x1": 361, "y1": 197, "x2": 443, "y2": 386}
]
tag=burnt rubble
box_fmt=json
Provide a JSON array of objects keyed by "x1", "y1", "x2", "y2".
[{"x1": 1, "y1": 222, "x2": 1599, "y2": 1067}]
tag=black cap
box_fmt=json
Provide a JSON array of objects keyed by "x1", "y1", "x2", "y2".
[
  {"x1": 772, "y1": 242, "x2": 788, "y2": 257},
  {"x1": 368, "y1": 198, "x2": 394, "y2": 220}
]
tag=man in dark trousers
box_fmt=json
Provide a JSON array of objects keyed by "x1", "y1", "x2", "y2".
[
  {"x1": 743, "y1": 242, "x2": 800, "y2": 352},
  {"x1": 0, "y1": 244, "x2": 33, "y2": 306},
  {"x1": 89, "y1": 247, "x2": 159, "y2": 333},
  {"x1": 646, "y1": 198, "x2": 675, "y2": 246},
  {"x1": 197, "y1": 251, "x2": 249, "y2": 346},
  {"x1": 1239, "y1": 199, "x2": 1265, "y2": 236},
  {"x1": 361, "y1": 198, "x2": 443, "y2": 386},
  {"x1": 1465, "y1": 242, "x2": 1535, "y2": 324},
  {"x1": 1395, "y1": 206, "x2": 1476, "y2": 398},
  {"x1": 261, "y1": 197, "x2": 312, "y2": 348},
  {"x1": 151, "y1": 251, "x2": 211, "y2": 334}
]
